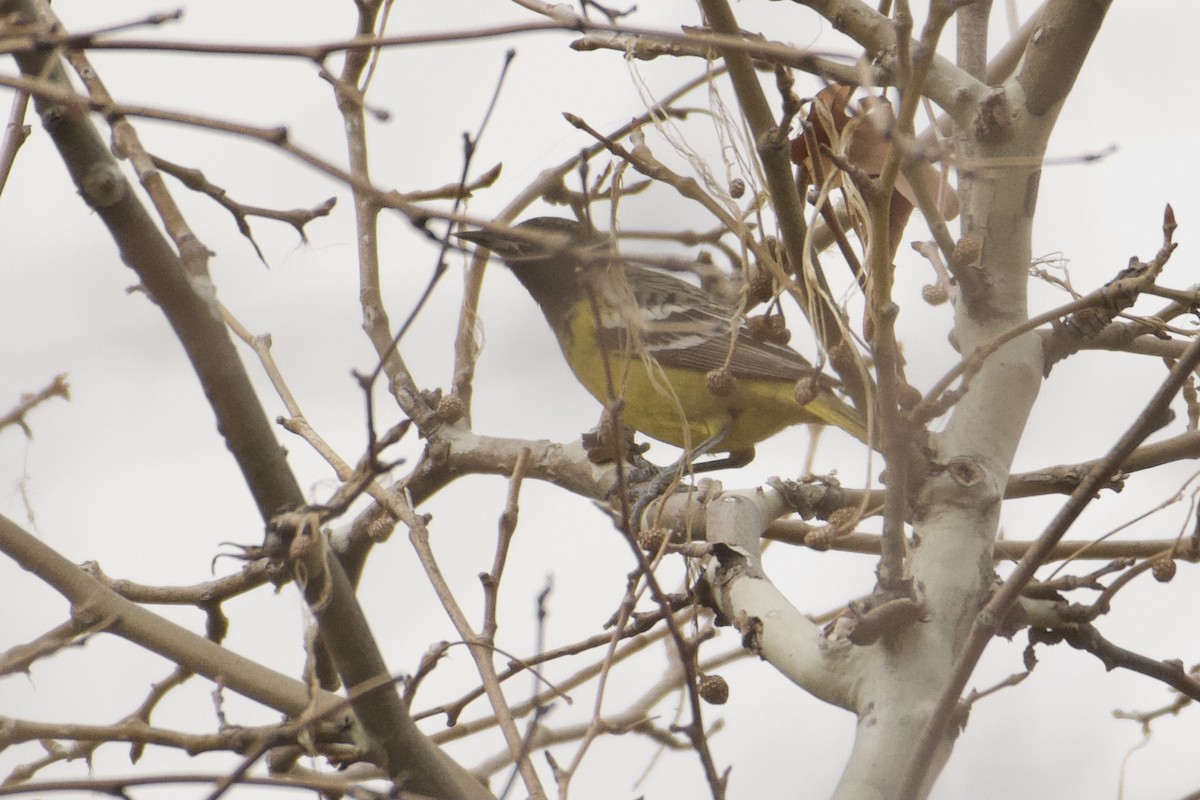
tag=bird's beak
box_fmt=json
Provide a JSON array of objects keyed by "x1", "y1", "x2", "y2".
[
  {"x1": 455, "y1": 225, "x2": 561, "y2": 261},
  {"x1": 454, "y1": 226, "x2": 522, "y2": 257},
  {"x1": 452, "y1": 228, "x2": 490, "y2": 247}
]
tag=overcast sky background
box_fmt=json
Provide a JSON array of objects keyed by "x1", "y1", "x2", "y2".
[{"x1": 3, "y1": 2, "x2": 1200, "y2": 798}]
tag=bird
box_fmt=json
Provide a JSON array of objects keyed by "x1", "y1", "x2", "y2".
[{"x1": 457, "y1": 217, "x2": 868, "y2": 466}]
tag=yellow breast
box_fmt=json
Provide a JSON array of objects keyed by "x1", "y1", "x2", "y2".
[{"x1": 559, "y1": 306, "x2": 815, "y2": 453}]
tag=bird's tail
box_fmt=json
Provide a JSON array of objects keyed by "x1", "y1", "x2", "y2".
[{"x1": 811, "y1": 393, "x2": 871, "y2": 446}]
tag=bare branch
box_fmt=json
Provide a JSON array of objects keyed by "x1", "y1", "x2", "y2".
[
  {"x1": 1031, "y1": 623, "x2": 1200, "y2": 702},
  {"x1": 0, "y1": 373, "x2": 69, "y2": 436},
  {"x1": 902, "y1": 334, "x2": 1200, "y2": 797}
]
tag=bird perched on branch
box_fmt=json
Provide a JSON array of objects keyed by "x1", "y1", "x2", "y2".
[{"x1": 458, "y1": 217, "x2": 868, "y2": 466}]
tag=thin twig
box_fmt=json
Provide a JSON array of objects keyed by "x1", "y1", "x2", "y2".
[
  {"x1": 0, "y1": 87, "x2": 31, "y2": 195},
  {"x1": 0, "y1": 374, "x2": 70, "y2": 435}
]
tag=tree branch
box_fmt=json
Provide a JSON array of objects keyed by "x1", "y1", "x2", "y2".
[
  {"x1": 1016, "y1": 0, "x2": 1113, "y2": 116},
  {"x1": 900, "y1": 333, "x2": 1200, "y2": 798}
]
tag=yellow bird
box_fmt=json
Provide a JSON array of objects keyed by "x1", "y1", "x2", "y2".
[{"x1": 459, "y1": 217, "x2": 867, "y2": 464}]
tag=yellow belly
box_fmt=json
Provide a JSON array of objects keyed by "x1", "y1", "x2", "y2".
[{"x1": 559, "y1": 315, "x2": 815, "y2": 454}]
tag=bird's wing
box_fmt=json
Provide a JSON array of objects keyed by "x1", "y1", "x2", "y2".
[{"x1": 591, "y1": 265, "x2": 837, "y2": 386}]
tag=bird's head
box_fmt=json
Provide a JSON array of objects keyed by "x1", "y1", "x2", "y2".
[
  {"x1": 456, "y1": 217, "x2": 606, "y2": 264},
  {"x1": 456, "y1": 217, "x2": 619, "y2": 324}
]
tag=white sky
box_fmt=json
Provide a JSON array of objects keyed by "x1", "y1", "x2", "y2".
[{"x1": 3, "y1": 2, "x2": 1200, "y2": 799}]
